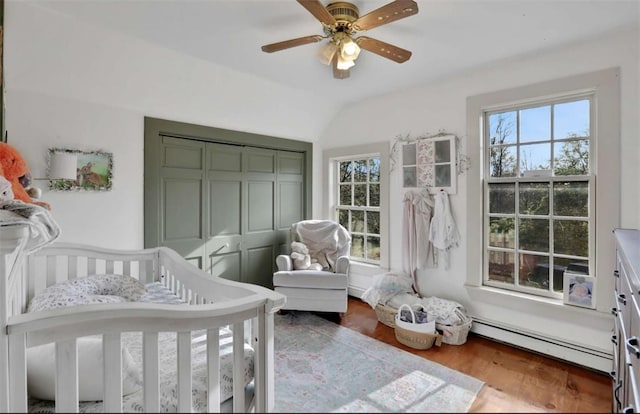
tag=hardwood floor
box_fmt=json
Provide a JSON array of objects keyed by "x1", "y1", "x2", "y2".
[{"x1": 323, "y1": 297, "x2": 612, "y2": 413}]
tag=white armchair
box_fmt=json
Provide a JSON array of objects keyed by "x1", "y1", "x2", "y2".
[{"x1": 273, "y1": 220, "x2": 351, "y2": 313}]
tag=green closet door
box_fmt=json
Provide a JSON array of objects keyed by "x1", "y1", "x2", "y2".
[{"x1": 144, "y1": 117, "x2": 311, "y2": 289}]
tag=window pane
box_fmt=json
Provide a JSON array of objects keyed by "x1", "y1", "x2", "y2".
[
  {"x1": 369, "y1": 184, "x2": 380, "y2": 207},
  {"x1": 403, "y1": 144, "x2": 416, "y2": 165},
  {"x1": 367, "y1": 211, "x2": 380, "y2": 234},
  {"x1": 554, "y1": 220, "x2": 588, "y2": 256},
  {"x1": 354, "y1": 160, "x2": 367, "y2": 182},
  {"x1": 352, "y1": 210, "x2": 364, "y2": 232},
  {"x1": 489, "y1": 217, "x2": 514, "y2": 248},
  {"x1": 520, "y1": 143, "x2": 551, "y2": 175},
  {"x1": 489, "y1": 111, "x2": 516, "y2": 145},
  {"x1": 529, "y1": 257, "x2": 565, "y2": 292},
  {"x1": 351, "y1": 235, "x2": 364, "y2": 259},
  {"x1": 520, "y1": 105, "x2": 551, "y2": 142},
  {"x1": 489, "y1": 145, "x2": 517, "y2": 177},
  {"x1": 354, "y1": 184, "x2": 367, "y2": 206},
  {"x1": 369, "y1": 158, "x2": 380, "y2": 182},
  {"x1": 435, "y1": 140, "x2": 451, "y2": 162},
  {"x1": 554, "y1": 139, "x2": 589, "y2": 176},
  {"x1": 339, "y1": 184, "x2": 351, "y2": 206},
  {"x1": 367, "y1": 236, "x2": 380, "y2": 261},
  {"x1": 489, "y1": 183, "x2": 515, "y2": 214},
  {"x1": 519, "y1": 183, "x2": 549, "y2": 215},
  {"x1": 554, "y1": 181, "x2": 588, "y2": 217},
  {"x1": 435, "y1": 164, "x2": 451, "y2": 187},
  {"x1": 403, "y1": 166, "x2": 417, "y2": 187},
  {"x1": 488, "y1": 251, "x2": 514, "y2": 284},
  {"x1": 339, "y1": 161, "x2": 352, "y2": 183},
  {"x1": 519, "y1": 218, "x2": 549, "y2": 252},
  {"x1": 554, "y1": 99, "x2": 589, "y2": 139},
  {"x1": 338, "y1": 209, "x2": 349, "y2": 230},
  {"x1": 561, "y1": 258, "x2": 590, "y2": 275},
  {"x1": 522, "y1": 254, "x2": 550, "y2": 289}
]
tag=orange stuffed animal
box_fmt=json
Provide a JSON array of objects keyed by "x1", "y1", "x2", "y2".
[{"x1": 0, "y1": 142, "x2": 50, "y2": 210}]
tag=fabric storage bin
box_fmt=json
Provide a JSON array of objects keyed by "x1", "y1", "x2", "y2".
[
  {"x1": 393, "y1": 304, "x2": 440, "y2": 350},
  {"x1": 395, "y1": 325, "x2": 442, "y2": 350},
  {"x1": 436, "y1": 314, "x2": 472, "y2": 345},
  {"x1": 375, "y1": 303, "x2": 398, "y2": 328}
]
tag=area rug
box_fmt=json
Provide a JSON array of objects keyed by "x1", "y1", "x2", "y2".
[{"x1": 274, "y1": 311, "x2": 484, "y2": 413}]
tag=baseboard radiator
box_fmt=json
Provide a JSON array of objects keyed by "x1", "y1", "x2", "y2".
[{"x1": 471, "y1": 316, "x2": 612, "y2": 373}]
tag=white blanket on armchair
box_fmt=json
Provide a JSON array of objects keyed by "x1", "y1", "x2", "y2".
[{"x1": 291, "y1": 220, "x2": 350, "y2": 272}]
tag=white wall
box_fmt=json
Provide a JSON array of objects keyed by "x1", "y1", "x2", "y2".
[
  {"x1": 315, "y1": 26, "x2": 639, "y2": 369},
  {"x1": 4, "y1": 1, "x2": 332, "y2": 248}
]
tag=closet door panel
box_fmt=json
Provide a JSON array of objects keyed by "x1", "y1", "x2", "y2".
[
  {"x1": 158, "y1": 137, "x2": 205, "y2": 264},
  {"x1": 206, "y1": 143, "x2": 243, "y2": 279}
]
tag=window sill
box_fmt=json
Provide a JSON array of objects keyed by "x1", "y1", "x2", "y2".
[{"x1": 465, "y1": 284, "x2": 611, "y2": 321}]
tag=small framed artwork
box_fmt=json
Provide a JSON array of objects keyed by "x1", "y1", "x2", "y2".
[
  {"x1": 48, "y1": 148, "x2": 113, "y2": 191},
  {"x1": 563, "y1": 272, "x2": 596, "y2": 309}
]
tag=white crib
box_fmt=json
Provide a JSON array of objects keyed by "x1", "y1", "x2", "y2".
[{"x1": 0, "y1": 224, "x2": 285, "y2": 413}]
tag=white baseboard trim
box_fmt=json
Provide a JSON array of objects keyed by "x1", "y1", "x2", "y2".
[
  {"x1": 348, "y1": 286, "x2": 366, "y2": 298},
  {"x1": 472, "y1": 317, "x2": 612, "y2": 373}
]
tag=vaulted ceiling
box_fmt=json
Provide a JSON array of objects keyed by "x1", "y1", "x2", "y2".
[{"x1": 33, "y1": 0, "x2": 639, "y2": 108}]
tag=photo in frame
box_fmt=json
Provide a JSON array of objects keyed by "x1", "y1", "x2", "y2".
[
  {"x1": 563, "y1": 272, "x2": 595, "y2": 309},
  {"x1": 49, "y1": 148, "x2": 113, "y2": 191}
]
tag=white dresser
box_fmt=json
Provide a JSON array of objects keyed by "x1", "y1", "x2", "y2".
[{"x1": 613, "y1": 228, "x2": 640, "y2": 412}]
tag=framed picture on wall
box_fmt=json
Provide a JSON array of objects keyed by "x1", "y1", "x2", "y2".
[
  {"x1": 48, "y1": 148, "x2": 113, "y2": 191},
  {"x1": 563, "y1": 272, "x2": 595, "y2": 309}
]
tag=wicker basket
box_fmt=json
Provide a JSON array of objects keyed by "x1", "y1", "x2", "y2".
[
  {"x1": 375, "y1": 303, "x2": 398, "y2": 328},
  {"x1": 436, "y1": 316, "x2": 472, "y2": 345},
  {"x1": 394, "y1": 325, "x2": 443, "y2": 350}
]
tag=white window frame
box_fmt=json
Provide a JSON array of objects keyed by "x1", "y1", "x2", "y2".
[
  {"x1": 482, "y1": 95, "x2": 596, "y2": 299},
  {"x1": 466, "y1": 68, "x2": 620, "y2": 314},
  {"x1": 323, "y1": 142, "x2": 390, "y2": 271}
]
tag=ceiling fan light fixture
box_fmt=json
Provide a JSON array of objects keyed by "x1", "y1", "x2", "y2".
[
  {"x1": 318, "y1": 41, "x2": 337, "y2": 65},
  {"x1": 340, "y1": 38, "x2": 360, "y2": 60},
  {"x1": 336, "y1": 54, "x2": 355, "y2": 70}
]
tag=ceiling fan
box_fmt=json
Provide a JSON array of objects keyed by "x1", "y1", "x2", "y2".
[{"x1": 261, "y1": 0, "x2": 419, "y2": 79}]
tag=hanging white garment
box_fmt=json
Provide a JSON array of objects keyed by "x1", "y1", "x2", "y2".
[
  {"x1": 414, "y1": 191, "x2": 435, "y2": 270},
  {"x1": 402, "y1": 191, "x2": 418, "y2": 288},
  {"x1": 402, "y1": 190, "x2": 435, "y2": 291},
  {"x1": 428, "y1": 191, "x2": 461, "y2": 269}
]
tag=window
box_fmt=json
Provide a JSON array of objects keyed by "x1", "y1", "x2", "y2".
[
  {"x1": 336, "y1": 156, "x2": 381, "y2": 263},
  {"x1": 483, "y1": 96, "x2": 593, "y2": 298},
  {"x1": 324, "y1": 142, "x2": 389, "y2": 270}
]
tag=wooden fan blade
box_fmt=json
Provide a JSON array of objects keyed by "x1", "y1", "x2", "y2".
[
  {"x1": 355, "y1": 36, "x2": 412, "y2": 63},
  {"x1": 332, "y1": 53, "x2": 350, "y2": 79},
  {"x1": 297, "y1": 0, "x2": 337, "y2": 26},
  {"x1": 261, "y1": 35, "x2": 324, "y2": 53},
  {"x1": 353, "y1": 0, "x2": 418, "y2": 32}
]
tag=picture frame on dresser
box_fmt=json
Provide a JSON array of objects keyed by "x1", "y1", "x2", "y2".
[{"x1": 563, "y1": 272, "x2": 595, "y2": 309}]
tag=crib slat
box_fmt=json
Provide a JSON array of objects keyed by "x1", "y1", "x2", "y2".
[
  {"x1": 46, "y1": 256, "x2": 56, "y2": 287},
  {"x1": 123, "y1": 261, "x2": 131, "y2": 277},
  {"x1": 88, "y1": 258, "x2": 96, "y2": 275},
  {"x1": 103, "y1": 333, "x2": 122, "y2": 413},
  {"x1": 106, "y1": 260, "x2": 115, "y2": 274},
  {"x1": 177, "y1": 331, "x2": 192, "y2": 413},
  {"x1": 55, "y1": 339, "x2": 79, "y2": 413},
  {"x1": 143, "y1": 332, "x2": 160, "y2": 412},
  {"x1": 253, "y1": 312, "x2": 266, "y2": 413},
  {"x1": 232, "y1": 322, "x2": 245, "y2": 412},
  {"x1": 68, "y1": 256, "x2": 78, "y2": 279},
  {"x1": 207, "y1": 328, "x2": 221, "y2": 412},
  {"x1": 8, "y1": 333, "x2": 27, "y2": 413}
]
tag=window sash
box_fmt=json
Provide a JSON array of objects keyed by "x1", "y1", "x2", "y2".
[{"x1": 482, "y1": 95, "x2": 595, "y2": 299}]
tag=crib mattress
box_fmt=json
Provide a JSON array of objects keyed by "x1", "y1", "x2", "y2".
[{"x1": 27, "y1": 282, "x2": 255, "y2": 413}]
